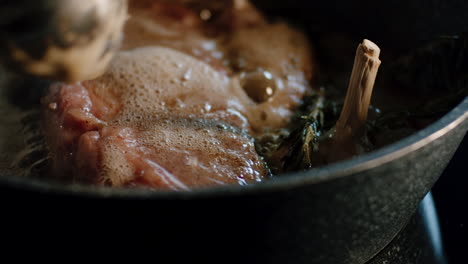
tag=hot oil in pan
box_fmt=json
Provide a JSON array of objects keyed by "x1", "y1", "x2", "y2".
[
  {"x1": 0, "y1": 73, "x2": 51, "y2": 179},
  {"x1": 0, "y1": 101, "x2": 26, "y2": 176}
]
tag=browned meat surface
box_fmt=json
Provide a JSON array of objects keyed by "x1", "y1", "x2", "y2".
[{"x1": 41, "y1": 0, "x2": 315, "y2": 190}]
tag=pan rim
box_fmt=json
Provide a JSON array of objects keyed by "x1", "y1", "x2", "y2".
[{"x1": 1, "y1": 98, "x2": 467, "y2": 200}]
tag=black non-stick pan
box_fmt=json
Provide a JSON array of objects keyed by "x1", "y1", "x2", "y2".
[{"x1": 0, "y1": 1, "x2": 467, "y2": 263}]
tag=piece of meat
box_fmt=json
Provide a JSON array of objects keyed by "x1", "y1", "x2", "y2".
[
  {"x1": 42, "y1": 47, "x2": 266, "y2": 189},
  {"x1": 41, "y1": 0, "x2": 315, "y2": 190},
  {"x1": 124, "y1": 1, "x2": 232, "y2": 74}
]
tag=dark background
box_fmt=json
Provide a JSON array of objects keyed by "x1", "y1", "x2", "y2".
[{"x1": 433, "y1": 133, "x2": 468, "y2": 264}]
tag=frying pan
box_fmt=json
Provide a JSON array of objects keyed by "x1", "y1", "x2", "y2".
[{"x1": 0, "y1": 0, "x2": 467, "y2": 263}]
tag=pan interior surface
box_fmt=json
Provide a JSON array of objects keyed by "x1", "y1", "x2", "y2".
[{"x1": 0, "y1": 0, "x2": 467, "y2": 198}]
